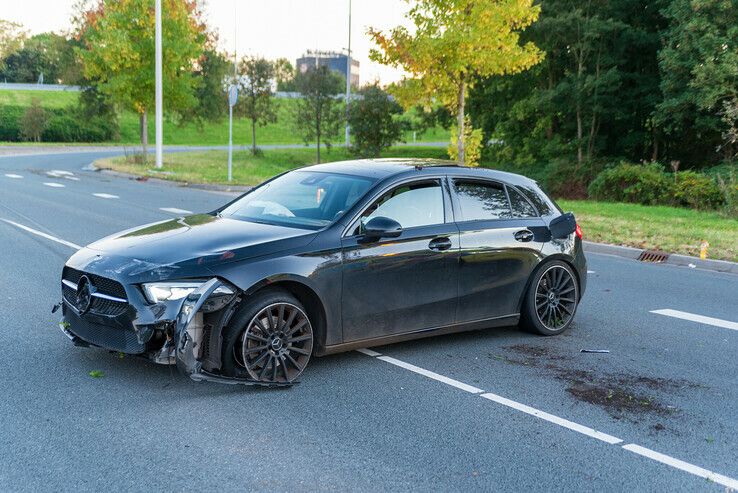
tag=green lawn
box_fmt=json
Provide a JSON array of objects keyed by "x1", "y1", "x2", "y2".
[
  {"x1": 95, "y1": 146, "x2": 451, "y2": 186},
  {"x1": 559, "y1": 199, "x2": 738, "y2": 262},
  {"x1": 0, "y1": 89, "x2": 450, "y2": 146}
]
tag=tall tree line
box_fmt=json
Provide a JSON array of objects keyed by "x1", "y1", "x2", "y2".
[{"x1": 468, "y1": 0, "x2": 738, "y2": 169}]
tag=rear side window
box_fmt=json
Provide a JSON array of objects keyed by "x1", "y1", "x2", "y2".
[
  {"x1": 453, "y1": 180, "x2": 511, "y2": 221},
  {"x1": 516, "y1": 183, "x2": 554, "y2": 216},
  {"x1": 507, "y1": 186, "x2": 539, "y2": 218}
]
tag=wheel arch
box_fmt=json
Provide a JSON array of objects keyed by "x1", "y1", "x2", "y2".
[
  {"x1": 516, "y1": 254, "x2": 582, "y2": 313},
  {"x1": 242, "y1": 276, "x2": 329, "y2": 353}
]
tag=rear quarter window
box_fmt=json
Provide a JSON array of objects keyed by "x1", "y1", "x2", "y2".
[
  {"x1": 507, "y1": 186, "x2": 539, "y2": 218},
  {"x1": 515, "y1": 183, "x2": 558, "y2": 216}
]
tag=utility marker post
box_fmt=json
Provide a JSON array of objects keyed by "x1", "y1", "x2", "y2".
[
  {"x1": 154, "y1": 0, "x2": 163, "y2": 168},
  {"x1": 345, "y1": 0, "x2": 352, "y2": 148},
  {"x1": 227, "y1": 85, "x2": 238, "y2": 182}
]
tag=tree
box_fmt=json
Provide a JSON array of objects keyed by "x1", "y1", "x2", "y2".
[
  {"x1": 78, "y1": 0, "x2": 207, "y2": 162},
  {"x1": 0, "y1": 32, "x2": 80, "y2": 83},
  {"x1": 294, "y1": 66, "x2": 345, "y2": 163},
  {"x1": 186, "y1": 48, "x2": 230, "y2": 124},
  {"x1": 348, "y1": 83, "x2": 403, "y2": 157},
  {"x1": 274, "y1": 57, "x2": 295, "y2": 92},
  {"x1": 467, "y1": 0, "x2": 667, "y2": 169},
  {"x1": 235, "y1": 56, "x2": 277, "y2": 154},
  {"x1": 0, "y1": 19, "x2": 27, "y2": 74},
  {"x1": 19, "y1": 98, "x2": 47, "y2": 142},
  {"x1": 369, "y1": 0, "x2": 543, "y2": 165},
  {"x1": 656, "y1": 0, "x2": 738, "y2": 162}
]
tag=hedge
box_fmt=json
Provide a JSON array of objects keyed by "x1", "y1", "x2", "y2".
[{"x1": 0, "y1": 104, "x2": 118, "y2": 142}]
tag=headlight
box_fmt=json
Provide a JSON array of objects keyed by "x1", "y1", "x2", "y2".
[{"x1": 142, "y1": 281, "x2": 234, "y2": 304}]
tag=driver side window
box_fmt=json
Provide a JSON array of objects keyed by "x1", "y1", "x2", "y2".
[{"x1": 353, "y1": 180, "x2": 444, "y2": 235}]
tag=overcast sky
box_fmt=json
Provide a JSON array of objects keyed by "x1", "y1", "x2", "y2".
[{"x1": 3, "y1": 0, "x2": 413, "y2": 85}]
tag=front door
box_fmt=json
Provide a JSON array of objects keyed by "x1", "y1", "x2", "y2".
[{"x1": 341, "y1": 178, "x2": 459, "y2": 342}]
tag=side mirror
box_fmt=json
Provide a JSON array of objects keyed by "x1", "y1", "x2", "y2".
[
  {"x1": 362, "y1": 216, "x2": 402, "y2": 240},
  {"x1": 549, "y1": 212, "x2": 577, "y2": 239}
]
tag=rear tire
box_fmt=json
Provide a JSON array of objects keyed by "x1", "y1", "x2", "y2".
[
  {"x1": 221, "y1": 288, "x2": 313, "y2": 384},
  {"x1": 519, "y1": 260, "x2": 579, "y2": 336}
]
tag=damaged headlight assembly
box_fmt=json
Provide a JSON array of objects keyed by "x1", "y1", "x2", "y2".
[{"x1": 142, "y1": 281, "x2": 234, "y2": 304}]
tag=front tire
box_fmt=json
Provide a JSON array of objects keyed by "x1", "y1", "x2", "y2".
[
  {"x1": 520, "y1": 260, "x2": 579, "y2": 335},
  {"x1": 221, "y1": 289, "x2": 313, "y2": 384}
]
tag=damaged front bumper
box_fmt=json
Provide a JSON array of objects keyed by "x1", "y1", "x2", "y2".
[{"x1": 59, "y1": 276, "x2": 289, "y2": 386}]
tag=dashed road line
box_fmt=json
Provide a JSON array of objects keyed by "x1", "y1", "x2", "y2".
[
  {"x1": 64, "y1": 176, "x2": 80, "y2": 181},
  {"x1": 480, "y1": 392, "x2": 622, "y2": 444},
  {"x1": 4, "y1": 173, "x2": 23, "y2": 179},
  {"x1": 357, "y1": 349, "x2": 738, "y2": 489},
  {"x1": 622, "y1": 444, "x2": 738, "y2": 490},
  {"x1": 160, "y1": 207, "x2": 193, "y2": 215},
  {"x1": 0, "y1": 219, "x2": 81, "y2": 250},
  {"x1": 43, "y1": 182, "x2": 65, "y2": 188},
  {"x1": 651, "y1": 308, "x2": 738, "y2": 331},
  {"x1": 376, "y1": 355, "x2": 484, "y2": 394},
  {"x1": 93, "y1": 193, "x2": 119, "y2": 199}
]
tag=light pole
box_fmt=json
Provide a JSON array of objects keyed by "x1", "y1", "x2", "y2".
[
  {"x1": 345, "y1": 0, "x2": 352, "y2": 148},
  {"x1": 155, "y1": 0, "x2": 163, "y2": 168}
]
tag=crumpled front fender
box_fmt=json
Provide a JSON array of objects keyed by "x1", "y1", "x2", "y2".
[{"x1": 174, "y1": 278, "x2": 222, "y2": 377}]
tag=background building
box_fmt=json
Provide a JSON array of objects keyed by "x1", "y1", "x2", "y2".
[{"x1": 297, "y1": 50, "x2": 359, "y2": 87}]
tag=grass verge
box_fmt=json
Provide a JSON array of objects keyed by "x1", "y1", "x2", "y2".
[
  {"x1": 94, "y1": 146, "x2": 450, "y2": 186},
  {"x1": 559, "y1": 199, "x2": 738, "y2": 262},
  {"x1": 0, "y1": 89, "x2": 450, "y2": 146}
]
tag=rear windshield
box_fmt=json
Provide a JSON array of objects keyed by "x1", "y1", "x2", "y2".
[{"x1": 221, "y1": 171, "x2": 375, "y2": 229}]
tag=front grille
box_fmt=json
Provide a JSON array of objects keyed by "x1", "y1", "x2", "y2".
[
  {"x1": 62, "y1": 267, "x2": 128, "y2": 317},
  {"x1": 63, "y1": 267, "x2": 127, "y2": 299},
  {"x1": 63, "y1": 305, "x2": 145, "y2": 354}
]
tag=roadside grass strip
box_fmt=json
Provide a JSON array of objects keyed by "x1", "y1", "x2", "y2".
[
  {"x1": 357, "y1": 348, "x2": 738, "y2": 490},
  {"x1": 651, "y1": 309, "x2": 738, "y2": 331}
]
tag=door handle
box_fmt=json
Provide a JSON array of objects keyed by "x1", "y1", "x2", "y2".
[
  {"x1": 514, "y1": 229, "x2": 534, "y2": 242},
  {"x1": 428, "y1": 237, "x2": 453, "y2": 251}
]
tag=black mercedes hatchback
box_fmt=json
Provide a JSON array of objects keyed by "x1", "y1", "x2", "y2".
[{"x1": 59, "y1": 159, "x2": 586, "y2": 385}]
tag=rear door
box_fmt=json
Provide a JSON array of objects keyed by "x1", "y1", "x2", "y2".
[
  {"x1": 340, "y1": 178, "x2": 459, "y2": 342},
  {"x1": 450, "y1": 178, "x2": 546, "y2": 322}
]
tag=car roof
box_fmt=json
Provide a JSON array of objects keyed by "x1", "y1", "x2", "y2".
[{"x1": 299, "y1": 158, "x2": 538, "y2": 187}]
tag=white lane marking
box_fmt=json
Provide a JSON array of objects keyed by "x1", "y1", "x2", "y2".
[
  {"x1": 160, "y1": 207, "x2": 193, "y2": 215},
  {"x1": 93, "y1": 193, "x2": 119, "y2": 199},
  {"x1": 480, "y1": 392, "x2": 622, "y2": 444},
  {"x1": 4, "y1": 173, "x2": 22, "y2": 179},
  {"x1": 375, "y1": 355, "x2": 484, "y2": 394},
  {"x1": 43, "y1": 182, "x2": 65, "y2": 188},
  {"x1": 51, "y1": 170, "x2": 74, "y2": 176},
  {"x1": 64, "y1": 176, "x2": 80, "y2": 181},
  {"x1": 0, "y1": 219, "x2": 81, "y2": 250},
  {"x1": 356, "y1": 348, "x2": 382, "y2": 357},
  {"x1": 587, "y1": 270, "x2": 595, "y2": 274},
  {"x1": 622, "y1": 444, "x2": 738, "y2": 490},
  {"x1": 651, "y1": 309, "x2": 738, "y2": 332}
]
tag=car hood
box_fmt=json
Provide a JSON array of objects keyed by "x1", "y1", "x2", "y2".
[{"x1": 84, "y1": 213, "x2": 317, "y2": 269}]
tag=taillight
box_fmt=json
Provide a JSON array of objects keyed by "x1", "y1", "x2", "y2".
[{"x1": 575, "y1": 223, "x2": 583, "y2": 239}]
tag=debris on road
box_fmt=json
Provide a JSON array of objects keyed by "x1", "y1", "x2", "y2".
[
  {"x1": 88, "y1": 370, "x2": 104, "y2": 378},
  {"x1": 580, "y1": 349, "x2": 610, "y2": 353}
]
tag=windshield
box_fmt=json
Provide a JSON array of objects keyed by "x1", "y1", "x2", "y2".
[{"x1": 220, "y1": 171, "x2": 376, "y2": 229}]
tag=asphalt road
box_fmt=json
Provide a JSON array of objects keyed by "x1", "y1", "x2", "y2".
[{"x1": 1, "y1": 152, "x2": 736, "y2": 492}]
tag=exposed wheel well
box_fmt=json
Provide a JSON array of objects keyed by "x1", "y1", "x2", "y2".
[
  {"x1": 517, "y1": 256, "x2": 582, "y2": 312},
  {"x1": 252, "y1": 281, "x2": 328, "y2": 352}
]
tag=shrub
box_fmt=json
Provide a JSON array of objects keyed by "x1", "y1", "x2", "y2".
[
  {"x1": 588, "y1": 162, "x2": 674, "y2": 205},
  {"x1": 19, "y1": 98, "x2": 48, "y2": 142},
  {"x1": 716, "y1": 171, "x2": 738, "y2": 216},
  {"x1": 0, "y1": 103, "x2": 117, "y2": 142},
  {"x1": 672, "y1": 171, "x2": 724, "y2": 209},
  {"x1": 544, "y1": 159, "x2": 606, "y2": 199}
]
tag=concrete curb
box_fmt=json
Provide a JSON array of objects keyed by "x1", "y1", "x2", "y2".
[{"x1": 583, "y1": 241, "x2": 738, "y2": 275}]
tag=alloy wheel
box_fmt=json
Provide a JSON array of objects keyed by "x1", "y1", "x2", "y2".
[
  {"x1": 235, "y1": 302, "x2": 313, "y2": 384},
  {"x1": 534, "y1": 265, "x2": 578, "y2": 331}
]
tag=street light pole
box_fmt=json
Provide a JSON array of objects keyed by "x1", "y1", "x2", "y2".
[
  {"x1": 345, "y1": 0, "x2": 352, "y2": 148},
  {"x1": 155, "y1": 0, "x2": 163, "y2": 168}
]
